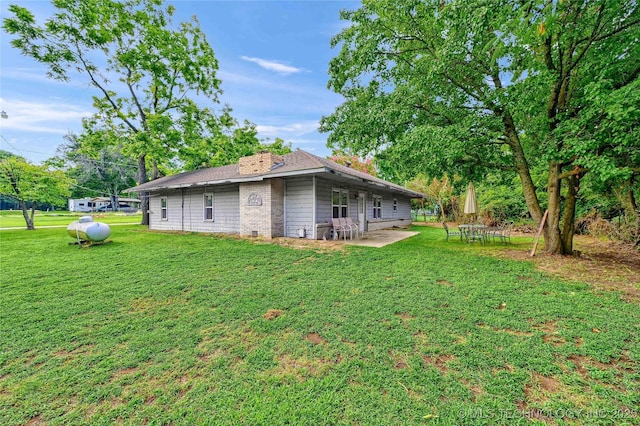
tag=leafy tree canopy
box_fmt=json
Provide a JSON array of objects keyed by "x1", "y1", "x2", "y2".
[
  {"x1": 321, "y1": 0, "x2": 640, "y2": 253},
  {"x1": 3, "y1": 0, "x2": 224, "y2": 224},
  {"x1": 0, "y1": 156, "x2": 73, "y2": 229}
]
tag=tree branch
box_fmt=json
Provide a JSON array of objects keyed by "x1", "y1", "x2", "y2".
[
  {"x1": 75, "y1": 43, "x2": 139, "y2": 133},
  {"x1": 125, "y1": 65, "x2": 148, "y2": 131}
]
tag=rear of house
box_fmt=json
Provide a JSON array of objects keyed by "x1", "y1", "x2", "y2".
[{"x1": 128, "y1": 151, "x2": 423, "y2": 239}]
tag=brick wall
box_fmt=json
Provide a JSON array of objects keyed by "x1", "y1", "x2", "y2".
[
  {"x1": 238, "y1": 152, "x2": 283, "y2": 175},
  {"x1": 239, "y1": 179, "x2": 284, "y2": 238}
]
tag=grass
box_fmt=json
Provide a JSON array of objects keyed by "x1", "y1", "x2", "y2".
[
  {"x1": 0, "y1": 226, "x2": 638, "y2": 425},
  {"x1": 0, "y1": 211, "x2": 142, "y2": 228}
]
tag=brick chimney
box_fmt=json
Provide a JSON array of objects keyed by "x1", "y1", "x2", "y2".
[{"x1": 238, "y1": 152, "x2": 284, "y2": 175}]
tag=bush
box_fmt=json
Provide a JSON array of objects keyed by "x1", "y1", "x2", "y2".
[{"x1": 575, "y1": 210, "x2": 640, "y2": 247}]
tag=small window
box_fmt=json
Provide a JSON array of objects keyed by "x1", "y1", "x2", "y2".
[
  {"x1": 160, "y1": 197, "x2": 168, "y2": 220},
  {"x1": 393, "y1": 198, "x2": 398, "y2": 213},
  {"x1": 373, "y1": 195, "x2": 382, "y2": 219},
  {"x1": 203, "y1": 193, "x2": 213, "y2": 221},
  {"x1": 332, "y1": 189, "x2": 349, "y2": 218}
]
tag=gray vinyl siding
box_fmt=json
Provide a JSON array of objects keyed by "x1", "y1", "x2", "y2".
[
  {"x1": 315, "y1": 177, "x2": 359, "y2": 223},
  {"x1": 394, "y1": 195, "x2": 412, "y2": 218},
  {"x1": 367, "y1": 193, "x2": 412, "y2": 221},
  {"x1": 149, "y1": 192, "x2": 183, "y2": 231},
  {"x1": 149, "y1": 186, "x2": 240, "y2": 233},
  {"x1": 147, "y1": 174, "x2": 414, "y2": 236},
  {"x1": 284, "y1": 177, "x2": 314, "y2": 238},
  {"x1": 315, "y1": 177, "x2": 333, "y2": 224}
]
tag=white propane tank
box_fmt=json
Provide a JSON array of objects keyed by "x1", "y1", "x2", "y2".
[{"x1": 67, "y1": 216, "x2": 111, "y2": 242}]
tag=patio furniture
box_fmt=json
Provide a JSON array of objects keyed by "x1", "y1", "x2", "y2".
[
  {"x1": 459, "y1": 224, "x2": 487, "y2": 244},
  {"x1": 486, "y1": 222, "x2": 506, "y2": 243},
  {"x1": 442, "y1": 222, "x2": 462, "y2": 241},
  {"x1": 344, "y1": 217, "x2": 360, "y2": 239},
  {"x1": 331, "y1": 218, "x2": 348, "y2": 240},
  {"x1": 339, "y1": 217, "x2": 355, "y2": 240},
  {"x1": 499, "y1": 221, "x2": 513, "y2": 244}
]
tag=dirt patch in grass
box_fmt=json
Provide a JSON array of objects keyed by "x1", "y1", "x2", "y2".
[
  {"x1": 531, "y1": 320, "x2": 567, "y2": 347},
  {"x1": 25, "y1": 415, "x2": 44, "y2": 426},
  {"x1": 389, "y1": 351, "x2": 410, "y2": 370},
  {"x1": 518, "y1": 373, "x2": 565, "y2": 424},
  {"x1": 501, "y1": 235, "x2": 640, "y2": 302},
  {"x1": 306, "y1": 332, "x2": 327, "y2": 345},
  {"x1": 493, "y1": 327, "x2": 532, "y2": 337},
  {"x1": 394, "y1": 312, "x2": 415, "y2": 320},
  {"x1": 263, "y1": 309, "x2": 284, "y2": 320},
  {"x1": 422, "y1": 354, "x2": 456, "y2": 373},
  {"x1": 270, "y1": 237, "x2": 345, "y2": 252},
  {"x1": 267, "y1": 353, "x2": 339, "y2": 382},
  {"x1": 110, "y1": 366, "x2": 140, "y2": 379}
]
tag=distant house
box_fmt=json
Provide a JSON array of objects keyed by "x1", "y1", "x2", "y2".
[{"x1": 127, "y1": 150, "x2": 424, "y2": 239}]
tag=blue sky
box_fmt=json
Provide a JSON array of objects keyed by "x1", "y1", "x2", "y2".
[{"x1": 0, "y1": 0, "x2": 358, "y2": 164}]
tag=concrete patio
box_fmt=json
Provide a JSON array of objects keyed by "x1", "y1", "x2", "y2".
[{"x1": 341, "y1": 229, "x2": 419, "y2": 248}]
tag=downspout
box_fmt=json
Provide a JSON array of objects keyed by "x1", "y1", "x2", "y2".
[
  {"x1": 283, "y1": 179, "x2": 287, "y2": 237},
  {"x1": 181, "y1": 188, "x2": 185, "y2": 232},
  {"x1": 312, "y1": 175, "x2": 317, "y2": 239}
]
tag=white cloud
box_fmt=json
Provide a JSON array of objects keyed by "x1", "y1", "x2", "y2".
[
  {"x1": 0, "y1": 97, "x2": 92, "y2": 134},
  {"x1": 240, "y1": 56, "x2": 303, "y2": 75},
  {"x1": 256, "y1": 120, "x2": 319, "y2": 138}
]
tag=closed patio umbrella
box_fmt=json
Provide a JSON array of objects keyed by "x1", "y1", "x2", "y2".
[{"x1": 464, "y1": 181, "x2": 478, "y2": 220}]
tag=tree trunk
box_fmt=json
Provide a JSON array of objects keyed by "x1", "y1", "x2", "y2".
[
  {"x1": 560, "y1": 174, "x2": 579, "y2": 254},
  {"x1": 545, "y1": 161, "x2": 566, "y2": 254},
  {"x1": 502, "y1": 112, "x2": 548, "y2": 238},
  {"x1": 152, "y1": 159, "x2": 159, "y2": 180},
  {"x1": 138, "y1": 154, "x2": 149, "y2": 226},
  {"x1": 19, "y1": 200, "x2": 35, "y2": 230}
]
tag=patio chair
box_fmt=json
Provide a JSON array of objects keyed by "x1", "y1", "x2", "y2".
[
  {"x1": 498, "y1": 221, "x2": 513, "y2": 244},
  {"x1": 344, "y1": 217, "x2": 360, "y2": 239},
  {"x1": 487, "y1": 221, "x2": 506, "y2": 243},
  {"x1": 331, "y1": 218, "x2": 348, "y2": 240},
  {"x1": 442, "y1": 222, "x2": 462, "y2": 241}
]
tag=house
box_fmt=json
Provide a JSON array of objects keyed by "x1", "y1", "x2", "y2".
[{"x1": 126, "y1": 150, "x2": 424, "y2": 239}]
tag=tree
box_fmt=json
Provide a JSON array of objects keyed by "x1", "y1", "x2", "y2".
[
  {"x1": 321, "y1": 0, "x2": 640, "y2": 254},
  {"x1": 178, "y1": 115, "x2": 293, "y2": 171},
  {"x1": 329, "y1": 150, "x2": 377, "y2": 176},
  {"x1": 54, "y1": 132, "x2": 138, "y2": 201},
  {"x1": 4, "y1": 0, "x2": 223, "y2": 225},
  {"x1": 0, "y1": 157, "x2": 73, "y2": 229}
]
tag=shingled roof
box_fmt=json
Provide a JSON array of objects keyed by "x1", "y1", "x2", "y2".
[{"x1": 126, "y1": 150, "x2": 423, "y2": 198}]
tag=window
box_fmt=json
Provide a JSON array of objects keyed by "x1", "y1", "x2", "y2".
[
  {"x1": 332, "y1": 189, "x2": 349, "y2": 218},
  {"x1": 373, "y1": 195, "x2": 382, "y2": 219},
  {"x1": 203, "y1": 193, "x2": 214, "y2": 221},
  {"x1": 160, "y1": 197, "x2": 168, "y2": 220},
  {"x1": 393, "y1": 198, "x2": 398, "y2": 213}
]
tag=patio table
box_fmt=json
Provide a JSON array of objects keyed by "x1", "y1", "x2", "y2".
[{"x1": 458, "y1": 224, "x2": 487, "y2": 243}]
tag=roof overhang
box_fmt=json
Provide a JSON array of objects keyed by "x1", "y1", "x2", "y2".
[{"x1": 127, "y1": 167, "x2": 424, "y2": 198}]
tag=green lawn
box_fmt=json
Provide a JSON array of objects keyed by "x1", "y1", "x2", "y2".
[
  {"x1": 1, "y1": 226, "x2": 638, "y2": 425},
  {"x1": 0, "y1": 211, "x2": 142, "y2": 228}
]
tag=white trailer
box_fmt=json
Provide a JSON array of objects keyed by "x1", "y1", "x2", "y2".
[{"x1": 68, "y1": 198, "x2": 94, "y2": 212}]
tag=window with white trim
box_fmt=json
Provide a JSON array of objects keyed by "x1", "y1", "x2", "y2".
[
  {"x1": 393, "y1": 198, "x2": 398, "y2": 213},
  {"x1": 332, "y1": 189, "x2": 349, "y2": 218},
  {"x1": 372, "y1": 195, "x2": 382, "y2": 219},
  {"x1": 160, "y1": 197, "x2": 168, "y2": 220},
  {"x1": 203, "y1": 193, "x2": 214, "y2": 221}
]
